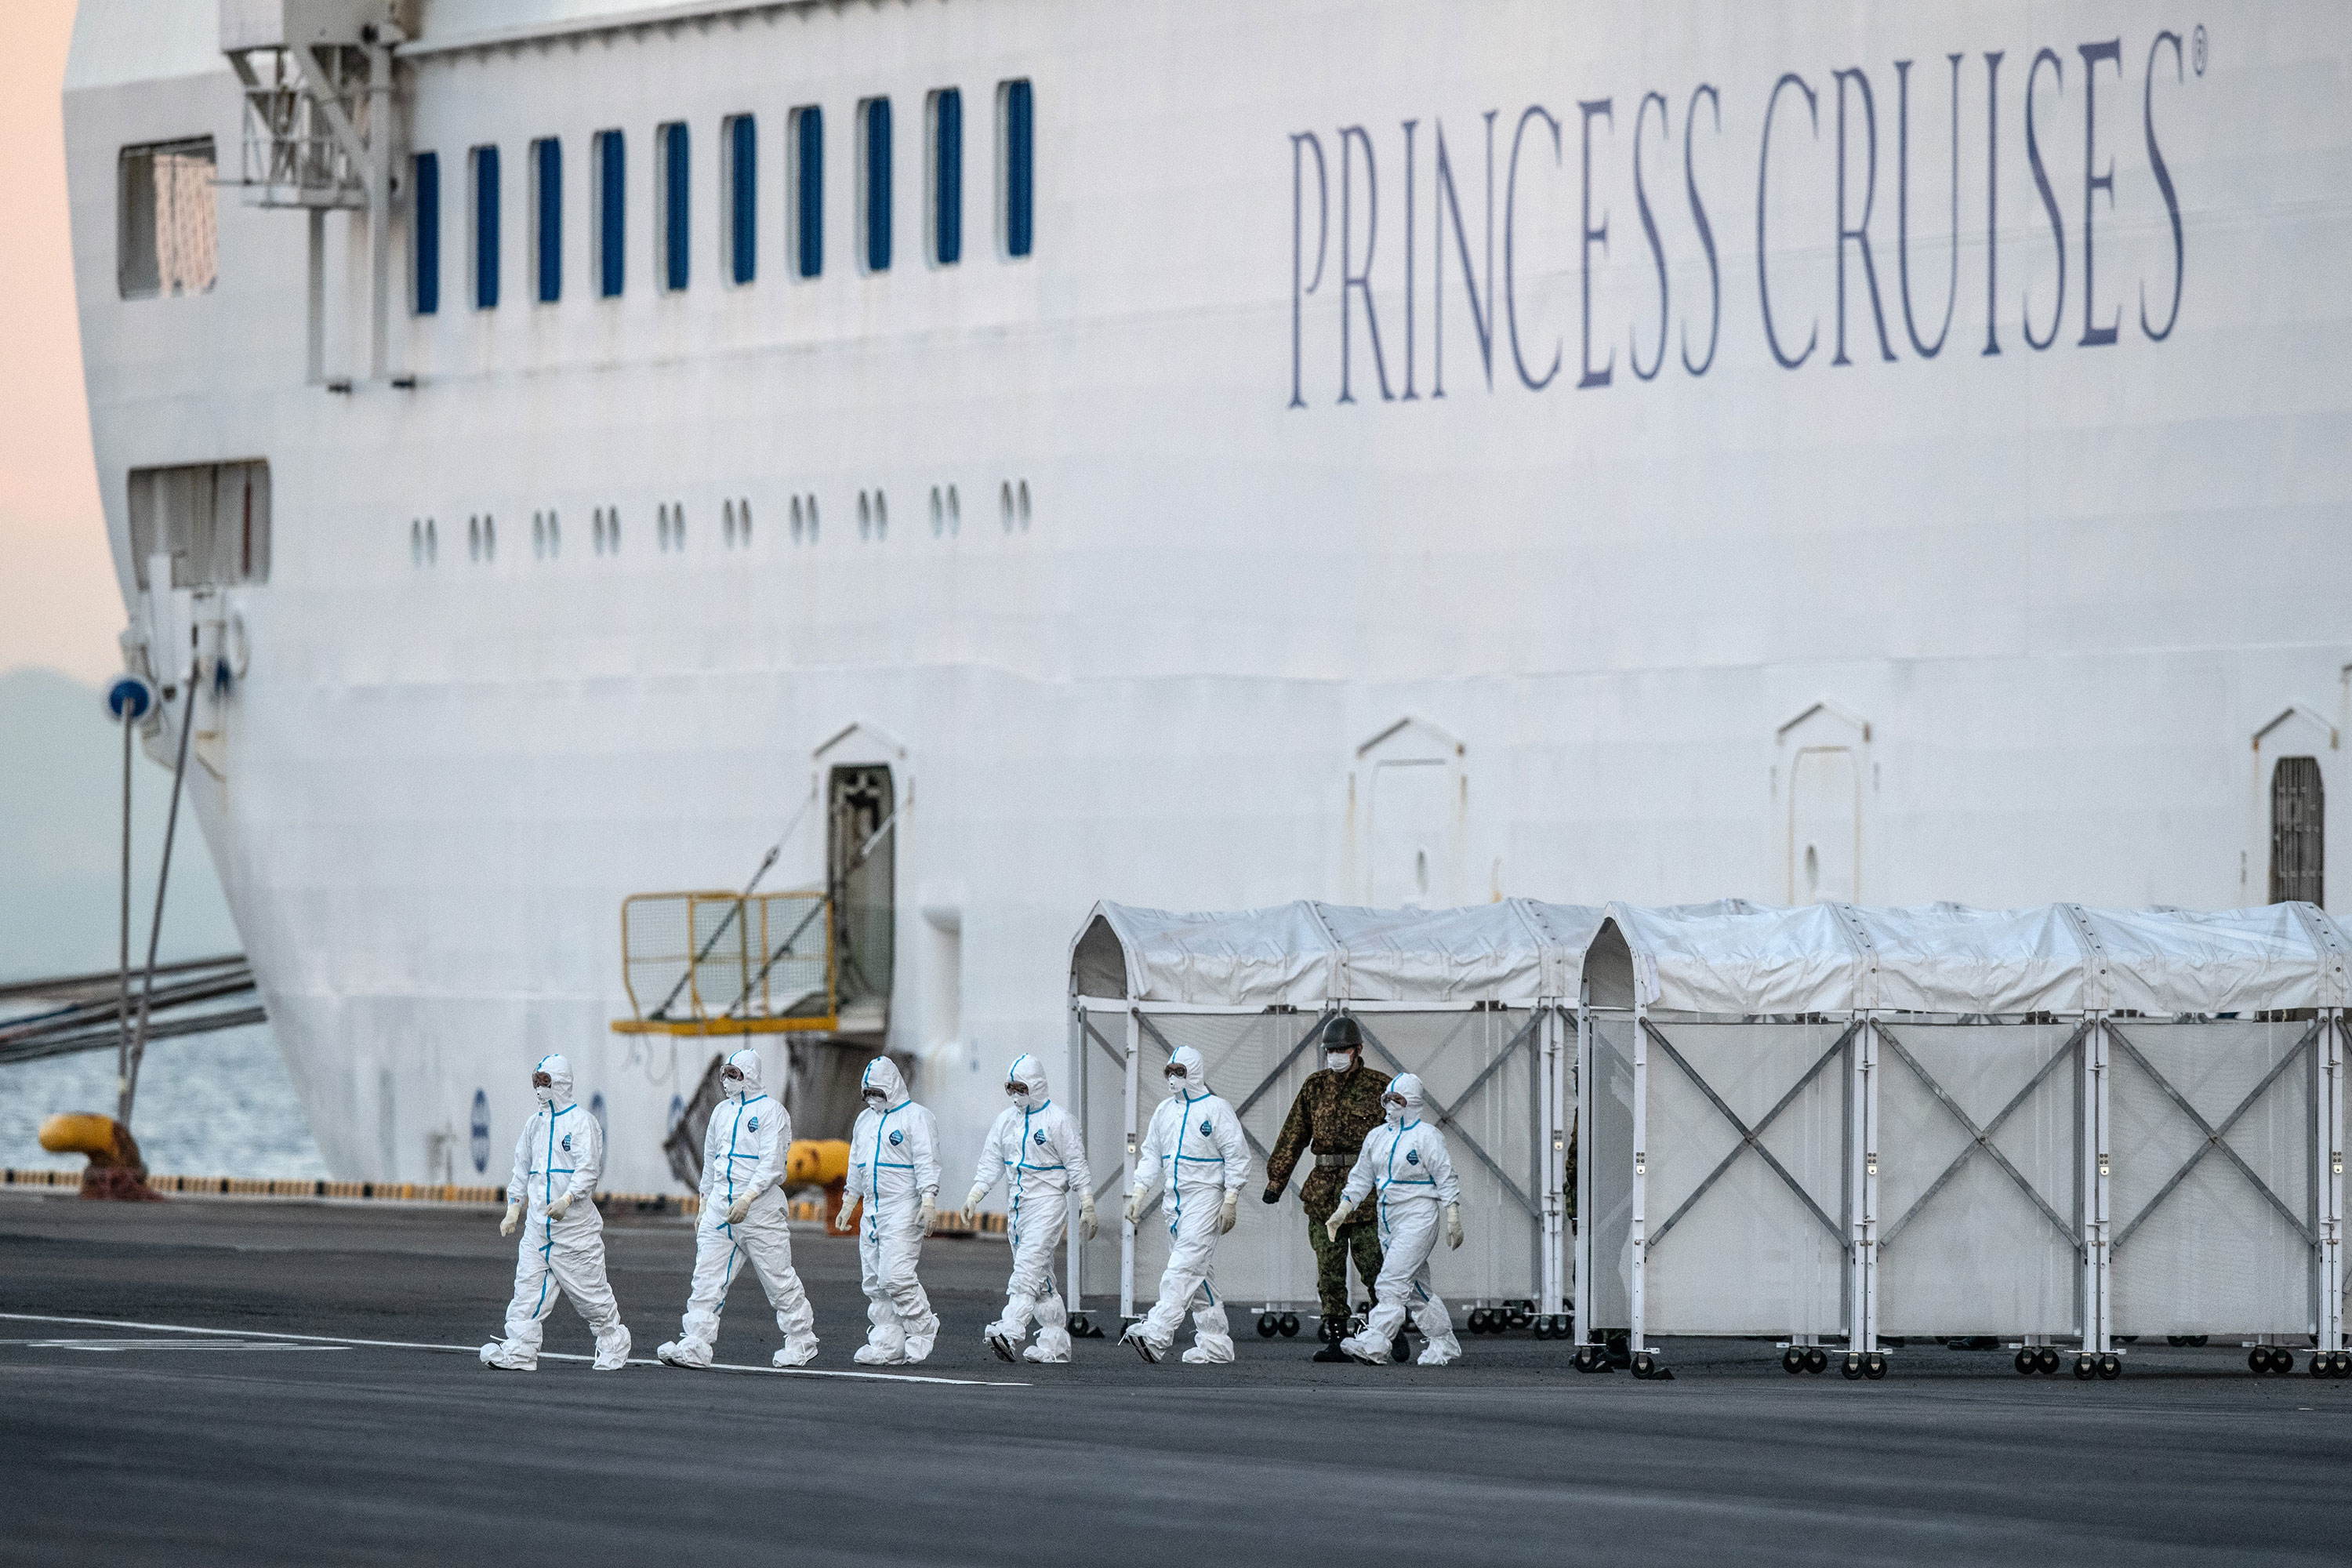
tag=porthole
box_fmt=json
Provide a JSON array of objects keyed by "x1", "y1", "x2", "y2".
[
  {"x1": 672, "y1": 501, "x2": 684, "y2": 549},
  {"x1": 484, "y1": 514, "x2": 495, "y2": 561},
  {"x1": 858, "y1": 491, "x2": 871, "y2": 540},
  {"x1": 1017, "y1": 480, "x2": 1030, "y2": 531},
  {"x1": 547, "y1": 510, "x2": 560, "y2": 557},
  {"x1": 426, "y1": 517, "x2": 437, "y2": 563},
  {"x1": 874, "y1": 490, "x2": 887, "y2": 541},
  {"x1": 592, "y1": 507, "x2": 604, "y2": 555},
  {"x1": 607, "y1": 508, "x2": 620, "y2": 553},
  {"x1": 723, "y1": 499, "x2": 735, "y2": 548},
  {"x1": 738, "y1": 498, "x2": 752, "y2": 547},
  {"x1": 999, "y1": 481, "x2": 1013, "y2": 532},
  {"x1": 658, "y1": 503, "x2": 671, "y2": 552},
  {"x1": 790, "y1": 496, "x2": 804, "y2": 543},
  {"x1": 946, "y1": 484, "x2": 960, "y2": 535},
  {"x1": 410, "y1": 518, "x2": 422, "y2": 567},
  {"x1": 804, "y1": 493, "x2": 819, "y2": 543},
  {"x1": 532, "y1": 511, "x2": 546, "y2": 559},
  {"x1": 469, "y1": 514, "x2": 481, "y2": 561},
  {"x1": 929, "y1": 486, "x2": 942, "y2": 538}
]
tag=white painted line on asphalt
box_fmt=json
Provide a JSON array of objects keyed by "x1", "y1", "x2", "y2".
[
  {"x1": 0, "y1": 1337, "x2": 350, "y2": 1352},
  {"x1": 0, "y1": 1312, "x2": 1026, "y2": 1388}
]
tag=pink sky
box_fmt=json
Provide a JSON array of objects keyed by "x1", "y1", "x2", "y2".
[{"x1": 0, "y1": 0, "x2": 116, "y2": 685}]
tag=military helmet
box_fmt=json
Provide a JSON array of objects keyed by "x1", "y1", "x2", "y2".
[{"x1": 1322, "y1": 1015, "x2": 1363, "y2": 1051}]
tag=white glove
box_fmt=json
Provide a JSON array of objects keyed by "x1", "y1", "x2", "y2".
[
  {"x1": 1080, "y1": 1194, "x2": 1098, "y2": 1240},
  {"x1": 964, "y1": 1185, "x2": 989, "y2": 1228},
  {"x1": 1325, "y1": 1199, "x2": 1357, "y2": 1243},
  {"x1": 919, "y1": 1194, "x2": 938, "y2": 1236},
  {"x1": 1218, "y1": 1191, "x2": 1240, "y2": 1235},
  {"x1": 499, "y1": 1202, "x2": 521, "y2": 1237},
  {"x1": 1123, "y1": 1188, "x2": 1147, "y2": 1226},
  {"x1": 1443, "y1": 1202, "x2": 1463, "y2": 1250},
  {"x1": 833, "y1": 1197, "x2": 858, "y2": 1232},
  {"x1": 546, "y1": 1191, "x2": 572, "y2": 1221},
  {"x1": 725, "y1": 1192, "x2": 753, "y2": 1225}
]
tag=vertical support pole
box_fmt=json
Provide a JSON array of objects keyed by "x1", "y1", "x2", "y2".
[
  {"x1": 307, "y1": 208, "x2": 326, "y2": 385},
  {"x1": 1628, "y1": 999, "x2": 1649, "y2": 1353},
  {"x1": 1119, "y1": 1007, "x2": 1139, "y2": 1322},
  {"x1": 1844, "y1": 1020, "x2": 1882, "y2": 1354},
  {"x1": 1540, "y1": 1003, "x2": 1561, "y2": 1311},
  {"x1": 2088, "y1": 1016, "x2": 2111, "y2": 1353},
  {"x1": 2323, "y1": 1011, "x2": 2343, "y2": 1352},
  {"x1": 1573, "y1": 989, "x2": 1592, "y2": 1341},
  {"x1": 1066, "y1": 997, "x2": 1083, "y2": 1312},
  {"x1": 114, "y1": 704, "x2": 133, "y2": 1119},
  {"x1": 366, "y1": 38, "x2": 394, "y2": 382}
]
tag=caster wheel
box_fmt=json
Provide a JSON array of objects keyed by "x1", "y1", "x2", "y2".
[
  {"x1": 1841, "y1": 1353, "x2": 1863, "y2": 1380},
  {"x1": 1256, "y1": 1312, "x2": 1278, "y2": 1339},
  {"x1": 1864, "y1": 1352, "x2": 1887, "y2": 1380},
  {"x1": 2166, "y1": 1335, "x2": 2186, "y2": 1348},
  {"x1": 2098, "y1": 1354, "x2": 2122, "y2": 1380},
  {"x1": 1631, "y1": 1351, "x2": 1655, "y2": 1379},
  {"x1": 1467, "y1": 1308, "x2": 1488, "y2": 1334},
  {"x1": 1070, "y1": 1314, "x2": 1090, "y2": 1337},
  {"x1": 2309, "y1": 1352, "x2": 2332, "y2": 1378},
  {"x1": 2038, "y1": 1346, "x2": 2062, "y2": 1374},
  {"x1": 1804, "y1": 1345, "x2": 1829, "y2": 1374},
  {"x1": 1534, "y1": 1316, "x2": 1552, "y2": 1341},
  {"x1": 2249, "y1": 1347, "x2": 2272, "y2": 1375},
  {"x1": 2334, "y1": 1352, "x2": 2352, "y2": 1378},
  {"x1": 1278, "y1": 1312, "x2": 1301, "y2": 1338},
  {"x1": 2073, "y1": 1355, "x2": 2096, "y2": 1381},
  {"x1": 2015, "y1": 1348, "x2": 2037, "y2": 1376},
  {"x1": 1782, "y1": 1347, "x2": 1806, "y2": 1374},
  {"x1": 2190, "y1": 1335, "x2": 2209, "y2": 1347},
  {"x1": 1570, "y1": 1345, "x2": 1592, "y2": 1372}
]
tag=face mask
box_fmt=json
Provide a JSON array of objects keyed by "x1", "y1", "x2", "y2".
[
  {"x1": 722, "y1": 1069, "x2": 745, "y2": 1097},
  {"x1": 863, "y1": 1091, "x2": 887, "y2": 1109},
  {"x1": 1384, "y1": 1097, "x2": 1406, "y2": 1127},
  {"x1": 1006, "y1": 1083, "x2": 1030, "y2": 1105},
  {"x1": 1325, "y1": 1052, "x2": 1355, "y2": 1073},
  {"x1": 1165, "y1": 1073, "x2": 1188, "y2": 1094}
]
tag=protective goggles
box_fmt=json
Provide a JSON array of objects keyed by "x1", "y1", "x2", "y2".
[
  {"x1": 1382, "y1": 1095, "x2": 1409, "y2": 1114},
  {"x1": 862, "y1": 1089, "x2": 888, "y2": 1103},
  {"x1": 531, "y1": 1072, "x2": 552, "y2": 1088},
  {"x1": 1005, "y1": 1081, "x2": 1032, "y2": 1098},
  {"x1": 721, "y1": 1065, "x2": 746, "y2": 1083}
]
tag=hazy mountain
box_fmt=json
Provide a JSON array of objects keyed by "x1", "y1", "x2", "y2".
[{"x1": 0, "y1": 666, "x2": 241, "y2": 983}]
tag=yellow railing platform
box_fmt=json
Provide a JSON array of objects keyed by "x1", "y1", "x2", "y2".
[{"x1": 612, "y1": 888, "x2": 837, "y2": 1036}]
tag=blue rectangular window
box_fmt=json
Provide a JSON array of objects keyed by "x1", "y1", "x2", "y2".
[
  {"x1": 931, "y1": 89, "x2": 960, "y2": 266},
  {"x1": 595, "y1": 130, "x2": 623, "y2": 297},
  {"x1": 1003, "y1": 79, "x2": 1033, "y2": 258},
  {"x1": 660, "y1": 122, "x2": 688, "y2": 292},
  {"x1": 473, "y1": 145, "x2": 499, "y2": 308},
  {"x1": 862, "y1": 97, "x2": 891, "y2": 273},
  {"x1": 728, "y1": 114, "x2": 756, "y2": 285},
  {"x1": 533, "y1": 137, "x2": 561, "y2": 303},
  {"x1": 412, "y1": 151, "x2": 439, "y2": 314},
  {"x1": 793, "y1": 107, "x2": 822, "y2": 279}
]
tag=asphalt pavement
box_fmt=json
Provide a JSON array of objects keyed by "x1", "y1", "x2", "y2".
[{"x1": 2, "y1": 1192, "x2": 2346, "y2": 1566}]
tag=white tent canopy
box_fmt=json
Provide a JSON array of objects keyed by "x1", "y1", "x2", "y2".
[
  {"x1": 1070, "y1": 898, "x2": 1607, "y2": 1007},
  {"x1": 1590, "y1": 900, "x2": 2352, "y2": 1017}
]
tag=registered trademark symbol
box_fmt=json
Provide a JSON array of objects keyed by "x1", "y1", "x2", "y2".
[{"x1": 2192, "y1": 25, "x2": 2207, "y2": 75}]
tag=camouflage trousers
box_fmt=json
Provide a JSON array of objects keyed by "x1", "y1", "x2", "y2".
[{"x1": 1307, "y1": 1214, "x2": 1385, "y2": 1323}]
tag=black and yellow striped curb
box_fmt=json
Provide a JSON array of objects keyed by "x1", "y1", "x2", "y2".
[{"x1": 1, "y1": 1167, "x2": 1011, "y2": 1231}]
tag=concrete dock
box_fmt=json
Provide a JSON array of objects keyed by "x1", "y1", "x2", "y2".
[{"x1": 2, "y1": 1191, "x2": 2346, "y2": 1565}]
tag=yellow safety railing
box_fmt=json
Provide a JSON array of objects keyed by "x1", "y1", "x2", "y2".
[{"x1": 612, "y1": 890, "x2": 837, "y2": 1036}]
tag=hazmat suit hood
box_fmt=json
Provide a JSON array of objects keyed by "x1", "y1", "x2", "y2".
[
  {"x1": 722, "y1": 1047, "x2": 762, "y2": 1099},
  {"x1": 1005, "y1": 1052, "x2": 1048, "y2": 1109},
  {"x1": 1383, "y1": 1072, "x2": 1425, "y2": 1127},
  {"x1": 534, "y1": 1054, "x2": 574, "y2": 1108},
  {"x1": 1165, "y1": 1044, "x2": 1209, "y2": 1098},
  {"x1": 859, "y1": 1055, "x2": 909, "y2": 1110}
]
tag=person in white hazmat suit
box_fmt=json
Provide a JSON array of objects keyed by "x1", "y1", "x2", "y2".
[
  {"x1": 1120, "y1": 1044, "x2": 1252, "y2": 1365},
  {"x1": 963, "y1": 1052, "x2": 1095, "y2": 1363},
  {"x1": 481, "y1": 1054, "x2": 632, "y2": 1371},
  {"x1": 1327, "y1": 1073, "x2": 1465, "y2": 1367},
  {"x1": 656, "y1": 1047, "x2": 819, "y2": 1370},
  {"x1": 832, "y1": 1056, "x2": 942, "y2": 1364}
]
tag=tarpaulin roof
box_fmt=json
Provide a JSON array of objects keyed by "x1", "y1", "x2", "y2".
[
  {"x1": 1594, "y1": 900, "x2": 2352, "y2": 1016},
  {"x1": 1070, "y1": 900, "x2": 1608, "y2": 1007}
]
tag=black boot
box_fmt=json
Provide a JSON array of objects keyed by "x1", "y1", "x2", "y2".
[{"x1": 1312, "y1": 1341, "x2": 1351, "y2": 1362}]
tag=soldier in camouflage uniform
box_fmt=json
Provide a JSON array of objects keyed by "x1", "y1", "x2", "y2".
[{"x1": 1263, "y1": 1016, "x2": 1388, "y2": 1359}]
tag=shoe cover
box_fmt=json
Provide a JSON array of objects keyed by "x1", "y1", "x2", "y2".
[
  {"x1": 480, "y1": 1341, "x2": 535, "y2": 1371},
  {"x1": 853, "y1": 1343, "x2": 906, "y2": 1366},
  {"x1": 1338, "y1": 1333, "x2": 1390, "y2": 1365},
  {"x1": 593, "y1": 1326, "x2": 632, "y2": 1371},
  {"x1": 1414, "y1": 1345, "x2": 1459, "y2": 1367},
  {"x1": 1179, "y1": 1344, "x2": 1232, "y2": 1366},
  {"x1": 986, "y1": 1331, "x2": 1020, "y2": 1363},
  {"x1": 1021, "y1": 1343, "x2": 1069, "y2": 1364},
  {"x1": 657, "y1": 1339, "x2": 710, "y2": 1370},
  {"x1": 772, "y1": 1341, "x2": 819, "y2": 1368},
  {"x1": 901, "y1": 1331, "x2": 936, "y2": 1364},
  {"x1": 1121, "y1": 1326, "x2": 1164, "y2": 1364}
]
